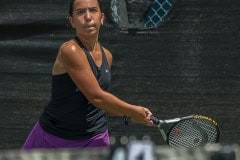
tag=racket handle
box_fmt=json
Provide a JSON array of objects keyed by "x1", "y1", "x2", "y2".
[{"x1": 150, "y1": 115, "x2": 160, "y2": 125}]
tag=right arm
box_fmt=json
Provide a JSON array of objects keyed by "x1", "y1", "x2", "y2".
[{"x1": 59, "y1": 41, "x2": 153, "y2": 126}]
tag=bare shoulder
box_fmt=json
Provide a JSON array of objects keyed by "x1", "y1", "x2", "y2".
[
  {"x1": 59, "y1": 39, "x2": 87, "y2": 61},
  {"x1": 102, "y1": 47, "x2": 113, "y2": 67},
  {"x1": 60, "y1": 39, "x2": 79, "y2": 56},
  {"x1": 57, "y1": 39, "x2": 88, "y2": 69},
  {"x1": 53, "y1": 40, "x2": 80, "y2": 75}
]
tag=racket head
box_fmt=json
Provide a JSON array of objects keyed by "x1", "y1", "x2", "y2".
[{"x1": 166, "y1": 115, "x2": 220, "y2": 148}]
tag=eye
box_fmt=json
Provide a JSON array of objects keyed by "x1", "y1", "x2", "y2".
[
  {"x1": 76, "y1": 9, "x2": 85, "y2": 15},
  {"x1": 89, "y1": 7, "x2": 98, "y2": 13}
]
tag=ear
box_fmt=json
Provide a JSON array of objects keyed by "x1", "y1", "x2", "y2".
[
  {"x1": 100, "y1": 13, "x2": 105, "y2": 25},
  {"x1": 69, "y1": 16, "x2": 75, "y2": 28}
]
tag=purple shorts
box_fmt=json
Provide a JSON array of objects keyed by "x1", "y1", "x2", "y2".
[{"x1": 22, "y1": 121, "x2": 110, "y2": 150}]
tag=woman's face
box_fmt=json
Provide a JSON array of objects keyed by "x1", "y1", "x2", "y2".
[{"x1": 69, "y1": 0, "x2": 104, "y2": 38}]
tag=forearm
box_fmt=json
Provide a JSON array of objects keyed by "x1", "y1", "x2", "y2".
[
  {"x1": 87, "y1": 90, "x2": 153, "y2": 126},
  {"x1": 90, "y1": 91, "x2": 137, "y2": 118}
]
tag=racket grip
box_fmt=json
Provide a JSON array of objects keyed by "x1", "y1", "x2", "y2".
[{"x1": 150, "y1": 115, "x2": 160, "y2": 125}]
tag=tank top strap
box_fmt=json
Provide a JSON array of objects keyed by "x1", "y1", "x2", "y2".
[
  {"x1": 74, "y1": 36, "x2": 94, "y2": 61},
  {"x1": 74, "y1": 36, "x2": 99, "y2": 77},
  {"x1": 99, "y1": 43, "x2": 109, "y2": 69},
  {"x1": 73, "y1": 37, "x2": 111, "y2": 92}
]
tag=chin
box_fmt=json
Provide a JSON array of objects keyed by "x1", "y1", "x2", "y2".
[
  {"x1": 82, "y1": 31, "x2": 97, "y2": 37},
  {"x1": 87, "y1": 27, "x2": 100, "y2": 34},
  {"x1": 88, "y1": 30, "x2": 98, "y2": 35}
]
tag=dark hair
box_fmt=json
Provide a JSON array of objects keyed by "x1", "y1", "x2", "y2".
[{"x1": 69, "y1": 0, "x2": 102, "y2": 16}]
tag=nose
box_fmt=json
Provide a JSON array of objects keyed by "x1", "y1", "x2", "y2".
[{"x1": 84, "y1": 10, "x2": 91, "y2": 21}]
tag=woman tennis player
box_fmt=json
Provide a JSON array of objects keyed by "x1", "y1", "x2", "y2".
[{"x1": 22, "y1": 0, "x2": 154, "y2": 149}]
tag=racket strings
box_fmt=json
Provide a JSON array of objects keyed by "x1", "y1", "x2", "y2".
[
  {"x1": 168, "y1": 119, "x2": 218, "y2": 148},
  {"x1": 168, "y1": 121, "x2": 203, "y2": 148},
  {"x1": 195, "y1": 119, "x2": 218, "y2": 142}
]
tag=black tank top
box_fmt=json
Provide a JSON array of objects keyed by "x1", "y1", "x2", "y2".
[{"x1": 39, "y1": 37, "x2": 111, "y2": 140}]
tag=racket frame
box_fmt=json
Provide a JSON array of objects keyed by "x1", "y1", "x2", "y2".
[{"x1": 152, "y1": 115, "x2": 220, "y2": 146}]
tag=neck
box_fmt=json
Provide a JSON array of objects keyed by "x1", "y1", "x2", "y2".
[{"x1": 77, "y1": 34, "x2": 99, "y2": 52}]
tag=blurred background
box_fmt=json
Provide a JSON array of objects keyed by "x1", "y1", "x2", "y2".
[{"x1": 0, "y1": 0, "x2": 239, "y2": 149}]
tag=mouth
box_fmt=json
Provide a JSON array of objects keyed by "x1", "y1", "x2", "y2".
[
  {"x1": 85, "y1": 25, "x2": 94, "y2": 28},
  {"x1": 84, "y1": 26, "x2": 96, "y2": 32},
  {"x1": 85, "y1": 24, "x2": 96, "y2": 29}
]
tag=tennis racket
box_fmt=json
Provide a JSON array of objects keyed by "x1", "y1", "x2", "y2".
[{"x1": 150, "y1": 114, "x2": 220, "y2": 148}]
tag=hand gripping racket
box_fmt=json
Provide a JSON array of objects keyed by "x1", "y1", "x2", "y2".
[{"x1": 150, "y1": 115, "x2": 220, "y2": 148}]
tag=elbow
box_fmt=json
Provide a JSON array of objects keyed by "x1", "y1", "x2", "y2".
[{"x1": 87, "y1": 89, "x2": 107, "y2": 108}]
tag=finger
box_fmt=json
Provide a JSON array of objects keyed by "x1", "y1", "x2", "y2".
[
  {"x1": 146, "y1": 120, "x2": 154, "y2": 126},
  {"x1": 145, "y1": 111, "x2": 152, "y2": 121}
]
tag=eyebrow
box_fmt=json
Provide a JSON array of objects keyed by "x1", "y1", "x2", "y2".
[{"x1": 75, "y1": 6, "x2": 98, "y2": 11}]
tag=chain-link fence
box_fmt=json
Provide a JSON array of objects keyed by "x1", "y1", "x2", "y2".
[
  {"x1": 110, "y1": 0, "x2": 175, "y2": 30},
  {"x1": 144, "y1": 0, "x2": 175, "y2": 28}
]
